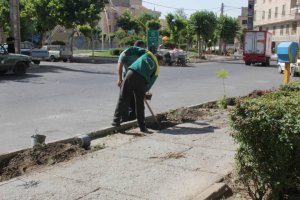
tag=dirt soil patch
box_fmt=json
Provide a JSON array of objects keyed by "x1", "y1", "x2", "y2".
[{"x1": 0, "y1": 143, "x2": 86, "y2": 182}]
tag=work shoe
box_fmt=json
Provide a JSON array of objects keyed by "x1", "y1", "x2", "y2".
[
  {"x1": 140, "y1": 127, "x2": 151, "y2": 134},
  {"x1": 111, "y1": 121, "x2": 120, "y2": 127}
]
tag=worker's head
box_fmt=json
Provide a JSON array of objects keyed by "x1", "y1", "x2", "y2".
[{"x1": 134, "y1": 40, "x2": 146, "y2": 48}]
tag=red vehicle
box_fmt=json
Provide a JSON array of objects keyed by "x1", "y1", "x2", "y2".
[{"x1": 243, "y1": 30, "x2": 272, "y2": 66}]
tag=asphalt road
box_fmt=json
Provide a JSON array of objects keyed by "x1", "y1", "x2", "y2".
[{"x1": 0, "y1": 60, "x2": 295, "y2": 153}]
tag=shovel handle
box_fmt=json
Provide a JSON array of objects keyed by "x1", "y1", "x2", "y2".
[{"x1": 144, "y1": 99, "x2": 161, "y2": 129}]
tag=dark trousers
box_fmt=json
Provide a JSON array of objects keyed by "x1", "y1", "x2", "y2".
[
  {"x1": 121, "y1": 92, "x2": 136, "y2": 122},
  {"x1": 113, "y1": 70, "x2": 146, "y2": 129}
]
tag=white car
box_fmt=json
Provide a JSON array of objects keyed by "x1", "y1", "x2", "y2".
[{"x1": 277, "y1": 59, "x2": 300, "y2": 76}]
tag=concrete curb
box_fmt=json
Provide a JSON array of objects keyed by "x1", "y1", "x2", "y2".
[
  {"x1": 0, "y1": 99, "x2": 224, "y2": 169},
  {"x1": 0, "y1": 99, "x2": 237, "y2": 200},
  {"x1": 193, "y1": 183, "x2": 230, "y2": 200},
  {"x1": 0, "y1": 99, "x2": 225, "y2": 163}
]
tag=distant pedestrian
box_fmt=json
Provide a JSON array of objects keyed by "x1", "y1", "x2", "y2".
[
  {"x1": 112, "y1": 47, "x2": 160, "y2": 133},
  {"x1": 6, "y1": 36, "x2": 15, "y2": 53},
  {"x1": 116, "y1": 40, "x2": 146, "y2": 122}
]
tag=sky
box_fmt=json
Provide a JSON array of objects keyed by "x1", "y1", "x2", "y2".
[{"x1": 142, "y1": 0, "x2": 249, "y2": 18}]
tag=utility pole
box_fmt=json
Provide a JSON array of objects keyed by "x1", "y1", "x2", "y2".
[
  {"x1": 221, "y1": 3, "x2": 224, "y2": 17},
  {"x1": 9, "y1": 0, "x2": 21, "y2": 53},
  {"x1": 247, "y1": 0, "x2": 254, "y2": 30},
  {"x1": 219, "y1": 3, "x2": 224, "y2": 55}
]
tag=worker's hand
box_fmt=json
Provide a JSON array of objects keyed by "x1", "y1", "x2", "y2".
[
  {"x1": 117, "y1": 79, "x2": 122, "y2": 87},
  {"x1": 145, "y1": 92, "x2": 152, "y2": 100}
]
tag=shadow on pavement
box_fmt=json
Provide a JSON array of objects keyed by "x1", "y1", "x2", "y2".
[
  {"x1": 30, "y1": 65, "x2": 115, "y2": 75},
  {"x1": 159, "y1": 122, "x2": 219, "y2": 135},
  {"x1": 0, "y1": 73, "x2": 43, "y2": 83}
]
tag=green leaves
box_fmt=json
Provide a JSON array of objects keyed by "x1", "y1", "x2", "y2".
[
  {"x1": 216, "y1": 68, "x2": 229, "y2": 79},
  {"x1": 230, "y1": 81, "x2": 300, "y2": 199}
]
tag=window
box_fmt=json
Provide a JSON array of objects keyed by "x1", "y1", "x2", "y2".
[
  {"x1": 266, "y1": 27, "x2": 269, "y2": 32},
  {"x1": 275, "y1": 7, "x2": 278, "y2": 18},
  {"x1": 280, "y1": 25, "x2": 284, "y2": 35},
  {"x1": 262, "y1": 11, "x2": 265, "y2": 20},
  {"x1": 282, "y1": 5, "x2": 286, "y2": 16},
  {"x1": 292, "y1": 22, "x2": 297, "y2": 34},
  {"x1": 273, "y1": 26, "x2": 276, "y2": 35},
  {"x1": 286, "y1": 24, "x2": 290, "y2": 34},
  {"x1": 268, "y1": 9, "x2": 271, "y2": 19}
]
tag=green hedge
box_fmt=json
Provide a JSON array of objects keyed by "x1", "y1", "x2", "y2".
[
  {"x1": 109, "y1": 48, "x2": 125, "y2": 56},
  {"x1": 230, "y1": 81, "x2": 300, "y2": 199}
]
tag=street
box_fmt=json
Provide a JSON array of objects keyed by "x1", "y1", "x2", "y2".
[{"x1": 0, "y1": 60, "x2": 294, "y2": 153}]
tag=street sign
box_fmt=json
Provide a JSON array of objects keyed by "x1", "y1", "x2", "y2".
[{"x1": 147, "y1": 30, "x2": 159, "y2": 54}]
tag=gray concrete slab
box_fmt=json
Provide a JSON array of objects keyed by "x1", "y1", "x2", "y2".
[{"x1": 0, "y1": 121, "x2": 236, "y2": 200}]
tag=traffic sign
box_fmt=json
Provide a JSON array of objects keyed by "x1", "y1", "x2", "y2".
[{"x1": 147, "y1": 30, "x2": 159, "y2": 54}]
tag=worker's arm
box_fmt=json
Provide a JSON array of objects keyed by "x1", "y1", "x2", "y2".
[
  {"x1": 117, "y1": 62, "x2": 123, "y2": 87},
  {"x1": 117, "y1": 50, "x2": 126, "y2": 87}
]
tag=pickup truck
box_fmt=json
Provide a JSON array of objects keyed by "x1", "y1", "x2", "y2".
[
  {"x1": 41, "y1": 45, "x2": 73, "y2": 62},
  {"x1": 20, "y1": 42, "x2": 73, "y2": 64},
  {"x1": 0, "y1": 44, "x2": 31, "y2": 75},
  {"x1": 21, "y1": 42, "x2": 49, "y2": 65}
]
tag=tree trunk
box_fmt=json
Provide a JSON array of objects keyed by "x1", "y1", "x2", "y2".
[
  {"x1": 219, "y1": 37, "x2": 223, "y2": 55},
  {"x1": 197, "y1": 34, "x2": 201, "y2": 57},
  {"x1": 68, "y1": 29, "x2": 76, "y2": 53}
]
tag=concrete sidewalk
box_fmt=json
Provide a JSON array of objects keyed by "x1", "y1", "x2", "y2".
[{"x1": 0, "y1": 121, "x2": 236, "y2": 200}]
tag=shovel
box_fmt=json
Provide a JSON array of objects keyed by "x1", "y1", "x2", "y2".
[{"x1": 144, "y1": 99, "x2": 161, "y2": 130}]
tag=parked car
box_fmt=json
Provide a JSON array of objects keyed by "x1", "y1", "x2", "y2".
[
  {"x1": 42, "y1": 45, "x2": 73, "y2": 62},
  {"x1": 0, "y1": 44, "x2": 31, "y2": 75},
  {"x1": 21, "y1": 41, "x2": 49, "y2": 65},
  {"x1": 277, "y1": 59, "x2": 300, "y2": 76}
]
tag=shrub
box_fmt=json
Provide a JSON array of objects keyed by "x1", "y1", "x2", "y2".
[
  {"x1": 120, "y1": 35, "x2": 144, "y2": 46},
  {"x1": 231, "y1": 87, "x2": 300, "y2": 199},
  {"x1": 109, "y1": 48, "x2": 124, "y2": 56},
  {"x1": 280, "y1": 80, "x2": 300, "y2": 92},
  {"x1": 50, "y1": 41, "x2": 66, "y2": 45}
]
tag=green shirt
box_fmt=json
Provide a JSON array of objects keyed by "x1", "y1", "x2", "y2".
[
  {"x1": 118, "y1": 46, "x2": 147, "y2": 78},
  {"x1": 129, "y1": 50, "x2": 160, "y2": 91}
]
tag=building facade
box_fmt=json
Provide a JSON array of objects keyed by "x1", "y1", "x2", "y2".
[
  {"x1": 254, "y1": 0, "x2": 300, "y2": 47},
  {"x1": 239, "y1": 7, "x2": 249, "y2": 30},
  {"x1": 99, "y1": 0, "x2": 161, "y2": 33}
]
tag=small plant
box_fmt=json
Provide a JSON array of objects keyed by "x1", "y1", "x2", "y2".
[
  {"x1": 216, "y1": 68, "x2": 229, "y2": 109},
  {"x1": 217, "y1": 97, "x2": 227, "y2": 109}
]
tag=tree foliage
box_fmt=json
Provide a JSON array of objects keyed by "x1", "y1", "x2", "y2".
[
  {"x1": 137, "y1": 13, "x2": 158, "y2": 33},
  {"x1": 166, "y1": 13, "x2": 186, "y2": 46},
  {"x1": 217, "y1": 15, "x2": 241, "y2": 52},
  {"x1": 0, "y1": 0, "x2": 10, "y2": 37},
  {"x1": 20, "y1": 0, "x2": 108, "y2": 44},
  {"x1": 146, "y1": 19, "x2": 161, "y2": 30},
  {"x1": 116, "y1": 11, "x2": 140, "y2": 34},
  {"x1": 189, "y1": 11, "x2": 217, "y2": 55}
]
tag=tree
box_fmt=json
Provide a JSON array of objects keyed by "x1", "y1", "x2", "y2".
[
  {"x1": 56, "y1": 0, "x2": 108, "y2": 50},
  {"x1": 137, "y1": 13, "x2": 158, "y2": 33},
  {"x1": 174, "y1": 8, "x2": 187, "y2": 19},
  {"x1": 116, "y1": 11, "x2": 140, "y2": 34},
  {"x1": 21, "y1": 0, "x2": 59, "y2": 45},
  {"x1": 166, "y1": 13, "x2": 186, "y2": 46},
  {"x1": 78, "y1": 24, "x2": 101, "y2": 57},
  {"x1": 146, "y1": 19, "x2": 161, "y2": 30},
  {"x1": 217, "y1": 16, "x2": 241, "y2": 54},
  {"x1": 0, "y1": 0, "x2": 10, "y2": 42},
  {"x1": 20, "y1": 0, "x2": 108, "y2": 45},
  {"x1": 189, "y1": 11, "x2": 217, "y2": 56}
]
